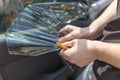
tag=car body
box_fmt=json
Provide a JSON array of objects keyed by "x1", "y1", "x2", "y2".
[{"x1": 0, "y1": 0, "x2": 112, "y2": 80}]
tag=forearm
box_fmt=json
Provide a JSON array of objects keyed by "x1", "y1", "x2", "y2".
[
  {"x1": 94, "y1": 41, "x2": 120, "y2": 69},
  {"x1": 89, "y1": 0, "x2": 117, "y2": 31}
]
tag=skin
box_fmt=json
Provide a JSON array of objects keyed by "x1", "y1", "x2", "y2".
[{"x1": 58, "y1": 0, "x2": 120, "y2": 69}]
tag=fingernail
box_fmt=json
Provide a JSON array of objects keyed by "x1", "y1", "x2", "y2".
[{"x1": 58, "y1": 39, "x2": 62, "y2": 42}]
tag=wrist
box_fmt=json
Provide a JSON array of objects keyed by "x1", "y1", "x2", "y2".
[
  {"x1": 92, "y1": 41, "x2": 107, "y2": 61},
  {"x1": 89, "y1": 21, "x2": 104, "y2": 33},
  {"x1": 89, "y1": 40, "x2": 104, "y2": 60},
  {"x1": 88, "y1": 21, "x2": 105, "y2": 39},
  {"x1": 87, "y1": 40, "x2": 100, "y2": 60}
]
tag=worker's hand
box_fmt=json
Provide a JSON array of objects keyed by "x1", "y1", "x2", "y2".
[
  {"x1": 60, "y1": 39, "x2": 97, "y2": 67},
  {"x1": 58, "y1": 25, "x2": 102, "y2": 42}
]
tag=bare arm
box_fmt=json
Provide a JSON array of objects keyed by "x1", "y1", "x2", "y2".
[
  {"x1": 60, "y1": 39, "x2": 120, "y2": 69},
  {"x1": 59, "y1": 0, "x2": 120, "y2": 69},
  {"x1": 95, "y1": 41, "x2": 120, "y2": 69},
  {"x1": 58, "y1": 0, "x2": 118, "y2": 42},
  {"x1": 89, "y1": 0, "x2": 117, "y2": 33}
]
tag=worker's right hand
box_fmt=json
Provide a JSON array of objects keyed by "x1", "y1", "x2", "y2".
[
  {"x1": 58, "y1": 25, "x2": 102, "y2": 42},
  {"x1": 60, "y1": 39, "x2": 97, "y2": 67}
]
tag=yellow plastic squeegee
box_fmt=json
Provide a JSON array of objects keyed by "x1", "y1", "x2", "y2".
[{"x1": 56, "y1": 42, "x2": 69, "y2": 50}]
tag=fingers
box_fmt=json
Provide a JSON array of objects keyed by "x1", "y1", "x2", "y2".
[
  {"x1": 60, "y1": 40, "x2": 76, "y2": 62},
  {"x1": 62, "y1": 40, "x2": 74, "y2": 47},
  {"x1": 60, "y1": 48, "x2": 74, "y2": 62},
  {"x1": 58, "y1": 33, "x2": 73, "y2": 42},
  {"x1": 59, "y1": 25, "x2": 80, "y2": 42},
  {"x1": 58, "y1": 31, "x2": 78, "y2": 42},
  {"x1": 60, "y1": 48, "x2": 90, "y2": 68},
  {"x1": 59, "y1": 25, "x2": 76, "y2": 33}
]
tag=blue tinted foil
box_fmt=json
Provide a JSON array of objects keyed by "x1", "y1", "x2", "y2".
[{"x1": 5, "y1": 2, "x2": 87, "y2": 56}]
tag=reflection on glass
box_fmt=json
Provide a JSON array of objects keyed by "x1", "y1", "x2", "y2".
[{"x1": 5, "y1": 2, "x2": 87, "y2": 56}]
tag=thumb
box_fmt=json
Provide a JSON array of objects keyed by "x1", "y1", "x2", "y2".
[{"x1": 62, "y1": 40, "x2": 75, "y2": 48}]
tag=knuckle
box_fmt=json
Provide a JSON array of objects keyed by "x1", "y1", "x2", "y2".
[
  {"x1": 68, "y1": 33, "x2": 73, "y2": 38},
  {"x1": 65, "y1": 25, "x2": 72, "y2": 29},
  {"x1": 69, "y1": 59, "x2": 74, "y2": 64},
  {"x1": 64, "y1": 53, "x2": 72, "y2": 60},
  {"x1": 62, "y1": 36, "x2": 67, "y2": 40},
  {"x1": 60, "y1": 50, "x2": 64, "y2": 55},
  {"x1": 64, "y1": 25, "x2": 69, "y2": 29}
]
